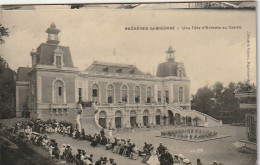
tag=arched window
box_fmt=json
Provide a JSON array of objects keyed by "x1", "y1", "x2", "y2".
[
  {"x1": 179, "y1": 87, "x2": 183, "y2": 102},
  {"x1": 122, "y1": 85, "x2": 127, "y2": 103},
  {"x1": 147, "y1": 86, "x2": 152, "y2": 103},
  {"x1": 54, "y1": 80, "x2": 64, "y2": 103},
  {"x1": 107, "y1": 85, "x2": 114, "y2": 103},
  {"x1": 135, "y1": 86, "x2": 140, "y2": 103}
]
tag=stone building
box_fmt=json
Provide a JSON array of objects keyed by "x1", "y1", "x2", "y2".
[{"x1": 16, "y1": 23, "x2": 221, "y2": 129}]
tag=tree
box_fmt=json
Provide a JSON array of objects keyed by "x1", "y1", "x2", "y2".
[
  {"x1": 211, "y1": 82, "x2": 224, "y2": 118},
  {"x1": 191, "y1": 86, "x2": 214, "y2": 114},
  {"x1": 0, "y1": 56, "x2": 16, "y2": 118},
  {"x1": 0, "y1": 24, "x2": 9, "y2": 44},
  {"x1": 191, "y1": 81, "x2": 256, "y2": 124},
  {"x1": 0, "y1": 24, "x2": 15, "y2": 118}
]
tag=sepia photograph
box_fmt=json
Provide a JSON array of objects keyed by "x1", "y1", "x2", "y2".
[{"x1": 0, "y1": 1, "x2": 257, "y2": 165}]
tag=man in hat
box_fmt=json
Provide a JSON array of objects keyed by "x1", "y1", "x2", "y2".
[{"x1": 157, "y1": 142, "x2": 166, "y2": 155}]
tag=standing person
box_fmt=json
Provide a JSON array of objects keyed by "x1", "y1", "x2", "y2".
[
  {"x1": 157, "y1": 142, "x2": 166, "y2": 155},
  {"x1": 146, "y1": 147, "x2": 160, "y2": 165},
  {"x1": 100, "y1": 128, "x2": 105, "y2": 137},
  {"x1": 197, "y1": 158, "x2": 203, "y2": 165}
]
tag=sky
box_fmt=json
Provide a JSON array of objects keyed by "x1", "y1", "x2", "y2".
[{"x1": 0, "y1": 8, "x2": 256, "y2": 95}]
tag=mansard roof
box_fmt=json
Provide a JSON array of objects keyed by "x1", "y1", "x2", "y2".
[
  {"x1": 35, "y1": 43, "x2": 74, "y2": 67},
  {"x1": 85, "y1": 61, "x2": 145, "y2": 75},
  {"x1": 156, "y1": 61, "x2": 187, "y2": 77},
  {"x1": 17, "y1": 67, "x2": 31, "y2": 81}
]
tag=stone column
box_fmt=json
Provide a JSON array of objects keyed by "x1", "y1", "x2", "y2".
[
  {"x1": 138, "y1": 110, "x2": 143, "y2": 126},
  {"x1": 122, "y1": 116, "x2": 126, "y2": 128},
  {"x1": 148, "y1": 115, "x2": 152, "y2": 125},
  {"x1": 111, "y1": 116, "x2": 115, "y2": 129}
]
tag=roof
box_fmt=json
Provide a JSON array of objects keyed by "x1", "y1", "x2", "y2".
[
  {"x1": 156, "y1": 61, "x2": 187, "y2": 77},
  {"x1": 17, "y1": 67, "x2": 31, "y2": 81},
  {"x1": 36, "y1": 43, "x2": 74, "y2": 67},
  {"x1": 85, "y1": 61, "x2": 145, "y2": 75}
]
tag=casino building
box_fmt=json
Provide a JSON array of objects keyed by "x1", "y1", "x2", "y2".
[{"x1": 16, "y1": 23, "x2": 222, "y2": 129}]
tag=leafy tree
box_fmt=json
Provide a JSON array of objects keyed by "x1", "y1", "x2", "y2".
[
  {"x1": 0, "y1": 25, "x2": 15, "y2": 118},
  {"x1": 191, "y1": 86, "x2": 214, "y2": 114},
  {"x1": 0, "y1": 24, "x2": 9, "y2": 44},
  {"x1": 191, "y1": 81, "x2": 256, "y2": 124}
]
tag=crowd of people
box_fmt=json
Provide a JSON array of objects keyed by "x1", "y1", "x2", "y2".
[
  {"x1": 161, "y1": 128, "x2": 218, "y2": 140},
  {"x1": 2, "y1": 119, "x2": 117, "y2": 165},
  {"x1": 1, "y1": 118, "x2": 224, "y2": 165}
]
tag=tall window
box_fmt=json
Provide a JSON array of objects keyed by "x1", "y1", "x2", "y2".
[
  {"x1": 135, "y1": 86, "x2": 140, "y2": 103},
  {"x1": 147, "y1": 86, "x2": 152, "y2": 103},
  {"x1": 107, "y1": 85, "x2": 114, "y2": 103},
  {"x1": 92, "y1": 84, "x2": 98, "y2": 97},
  {"x1": 54, "y1": 80, "x2": 64, "y2": 103},
  {"x1": 78, "y1": 88, "x2": 82, "y2": 102},
  {"x1": 158, "y1": 91, "x2": 161, "y2": 103},
  {"x1": 56, "y1": 56, "x2": 61, "y2": 68},
  {"x1": 179, "y1": 87, "x2": 183, "y2": 102},
  {"x1": 122, "y1": 85, "x2": 127, "y2": 103},
  {"x1": 165, "y1": 90, "x2": 169, "y2": 103},
  {"x1": 179, "y1": 69, "x2": 182, "y2": 77}
]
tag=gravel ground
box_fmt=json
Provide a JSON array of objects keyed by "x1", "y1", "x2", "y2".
[{"x1": 1, "y1": 118, "x2": 256, "y2": 165}]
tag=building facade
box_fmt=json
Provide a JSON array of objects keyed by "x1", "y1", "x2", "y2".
[
  {"x1": 16, "y1": 23, "x2": 212, "y2": 129},
  {"x1": 235, "y1": 91, "x2": 257, "y2": 142}
]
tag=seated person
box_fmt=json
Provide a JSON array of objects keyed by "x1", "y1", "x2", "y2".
[
  {"x1": 105, "y1": 139, "x2": 112, "y2": 150},
  {"x1": 129, "y1": 144, "x2": 139, "y2": 160}
]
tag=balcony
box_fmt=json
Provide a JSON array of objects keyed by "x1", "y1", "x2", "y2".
[{"x1": 50, "y1": 103, "x2": 68, "y2": 109}]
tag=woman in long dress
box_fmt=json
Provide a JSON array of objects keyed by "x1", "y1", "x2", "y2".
[{"x1": 146, "y1": 148, "x2": 160, "y2": 165}]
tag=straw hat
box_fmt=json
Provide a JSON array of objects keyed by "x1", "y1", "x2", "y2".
[
  {"x1": 183, "y1": 159, "x2": 190, "y2": 163},
  {"x1": 178, "y1": 154, "x2": 185, "y2": 159}
]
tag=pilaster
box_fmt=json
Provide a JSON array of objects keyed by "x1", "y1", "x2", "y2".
[{"x1": 37, "y1": 75, "x2": 42, "y2": 103}]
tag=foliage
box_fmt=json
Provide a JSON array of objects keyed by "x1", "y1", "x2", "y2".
[
  {"x1": 0, "y1": 56, "x2": 16, "y2": 118},
  {"x1": 0, "y1": 25, "x2": 15, "y2": 119},
  {"x1": 191, "y1": 81, "x2": 256, "y2": 124},
  {"x1": 191, "y1": 85, "x2": 214, "y2": 114},
  {"x1": 0, "y1": 24, "x2": 9, "y2": 44}
]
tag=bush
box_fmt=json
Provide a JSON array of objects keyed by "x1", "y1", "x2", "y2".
[{"x1": 0, "y1": 104, "x2": 11, "y2": 119}]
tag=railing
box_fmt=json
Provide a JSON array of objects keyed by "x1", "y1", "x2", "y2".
[
  {"x1": 93, "y1": 103, "x2": 113, "y2": 136},
  {"x1": 50, "y1": 103, "x2": 68, "y2": 109},
  {"x1": 167, "y1": 104, "x2": 222, "y2": 126},
  {"x1": 96, "y1": 103, "x2": 166, "y2": 108},
  {"x1": 193, "y1": 110, "x2": 221, "y2": 123}
]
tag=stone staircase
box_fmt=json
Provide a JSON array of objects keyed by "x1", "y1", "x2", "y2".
[
  {"x1": 167, "y1": 104, "x2": 222, "y2": 127},
  {"x1": 80, "y1": 107, "x2": 100, "y2": 135}
]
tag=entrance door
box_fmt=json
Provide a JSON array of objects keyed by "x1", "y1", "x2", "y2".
[
  {"x1": 115, "y1": 117, "x2": 122, "y2": 128},
  {"x1": 168, "y1": 110, "x2": 174, "y2": 125},
  {"x1": 156, "y1": 115, "x2": 161, "y2": 125},
  {"x1": 186, "y1": 117, "x2": 192, "y2": 126},
  {"x1": 99, "y1": 118, "x2": 106, "y2": 128},
  {"x1": 143, "y1": 116, "x2": 148, "y2": 126},
  {"x1": 130, "y1": 116, "x2": 136, "y2": 127}
]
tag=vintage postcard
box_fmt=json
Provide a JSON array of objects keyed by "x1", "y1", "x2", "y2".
[{"x1": 0, "y1": 1, "x2": 257, "y2": 165}]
